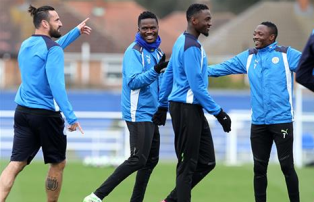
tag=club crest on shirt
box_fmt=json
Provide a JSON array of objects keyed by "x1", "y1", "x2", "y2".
[
  {"x1": 272, "y1": 57, "x2": 279, "y2": 64},
  {"x1": 146, "y1": 55, "x2": 151, "y2": 64}
]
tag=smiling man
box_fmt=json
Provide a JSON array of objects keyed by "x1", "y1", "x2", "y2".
[
  {"x1": 154, "y1": 4, "x2": 231, "y2": 202},
  {"x1": 207, "y1": 21, "x2": 301, "y2": 202},
  {"x1": 83, "y1": 11, "x2": 168, "y2": 202},
  {"x1": 0, "y1": 4, "x2": 91, "y2": 202}
]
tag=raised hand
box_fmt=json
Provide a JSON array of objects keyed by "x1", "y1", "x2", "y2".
[
  {"x1": 77, "y1": 18, "x2": 92, "y2": 35},
  {"x1": 154, "y1": 54, "x2": 169, "y2": 73}
]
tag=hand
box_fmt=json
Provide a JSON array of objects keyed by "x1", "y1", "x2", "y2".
[
  {"x1": 154, "y1": 54, "x2": 169, "y2": 73},
  {"x1": 152, "y1": 107, "x2": 168, "y2": 126},
  {"x1": 77, "y1": 18, "x2": 92, "y2": 35},
  {"x1": 214, "y1": 108, "x2": 231, "y2": 132},
  {"x1": 68, "y1": 122, "x2": 84, "y2": 134}
]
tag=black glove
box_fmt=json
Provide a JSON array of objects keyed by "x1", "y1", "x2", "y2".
[
  {"x1": 154, "y1": 54, "x2": 169, "y2": 73},
  {"x1": 152, "y1": 107, "x2": 168, "y2": 126},
  {"x1": 214, "y1": 108, "x2": 231, "y2": 132}
]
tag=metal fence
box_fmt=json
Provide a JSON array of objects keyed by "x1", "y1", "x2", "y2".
[{"x1": 1, "y1": 110, "x2": 313, "y2": 167}]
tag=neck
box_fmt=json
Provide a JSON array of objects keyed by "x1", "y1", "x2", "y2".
[
  {"x1": 186, "y1": 26, "x2": 199, "y2": 39},
  {"x1": 34, "y1": 29, "x2": 50, "y2": 37}
]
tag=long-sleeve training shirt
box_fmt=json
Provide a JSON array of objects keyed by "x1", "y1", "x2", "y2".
[
  {"x1": 159, "y1": 32, "x2": 221, "y2": 115},
  {"x1": 121, "y1": 42, "x2": 164, "y2": 122},
  {"x1": 15, "y1": 27, "x2": 81, "y2": 124},
  {"x1": 296, "y1": 29, "x2": 314, "y2": 92},
  {"x1": 208, "y1": 42, "x2": 301, "y2": 125}
]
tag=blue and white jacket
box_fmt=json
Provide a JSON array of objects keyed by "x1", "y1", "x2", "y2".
[
  {"x1": 208, "y1": 42, "x2": 301, "y2": 124},
  {"x1": 15, "y1": 28, "x2": 81, "y2": 124},
  {"x1": 159, "y1": 32, "x2": 221, "y2": 115},
  {"x1": 121, "y1": 42, "x2": 164, "y2": 122}
]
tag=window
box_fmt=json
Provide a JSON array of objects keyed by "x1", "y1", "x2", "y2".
[
  {"x1": 102, "y1": 56, "x2": 123, "y2": 85},
  {"x1": 0, "y1": 59, "x2": 4, "y2": 88},
  {"x1": 64, "y1": 61, "x2": 77, "y2": 83}
]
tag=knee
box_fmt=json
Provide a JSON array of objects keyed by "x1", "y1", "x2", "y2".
[
  {"x1": 254, "y1": 158, "x2": 268, "y2": 176},
  {"x1": 7, "y1": 161, "x2": 27, "y2": 175},
  {"x1": 147, "y1": 156, "x2": 159, "y2": 169},
  {"x1": 51, "y1": 160, "x2": 66, "y2": 171},
  {"x1": 207, "y1": 162, "x2": 216, "y2": 172},
  {"x1": 200, "y1": 161, "x2": 216, "y2": 174},
  {"x1": 279, "y1": 156, "x2": 295, "y2": 176},
  {"x1": 128, "y1": 156, "x2": 147, "y2": 169}
]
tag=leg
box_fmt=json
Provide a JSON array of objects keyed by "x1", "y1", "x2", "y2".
[
  {"x1": 94, "y1": 122, "x2": 155, "y2": 200},
  {"x1": 130, "y1": 125, "x2": 160, "y2": 202},
  {"x1": 46, "y1": 160, "x2": 66, "y2": 202},
  {"x1": 0, "y1": 109, "x2": 40, "y2": 202},
  {"x1": 272, "y1": 123, "x2": 299, "y2": 202},
  {"x1": 169, "y1": 103, "x2": 204, "y2": 202},
  {"x1": 250, "y1": 124, "x2": 273, "y2": 202},
  {"x1": 0, "y1": 161, "x2": 27, "y2": 202},
  {"x1": 165, "y1": 114, "x2": 216, "y2": 202}
]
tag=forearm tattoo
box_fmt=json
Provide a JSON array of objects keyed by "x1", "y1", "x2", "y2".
[{"x1": 46, "y1": 177, "x2": 58, "y2": 191}]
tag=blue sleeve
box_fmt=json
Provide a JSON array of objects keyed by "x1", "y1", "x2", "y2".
[
  {"x1": 158, "y1": 58, "x2": 173, "y2": 108},
  {"x1": 46, "y1": 46, "x2": 77, "y2": 124},
  {"x1": 296, "y1": 33, "x2": 314, "y2": 91},
  {"x1": 207, "y1": 51, "x2": 248, "y2": 77},
  {"x1": 287, "y1": 47, "x2": 301, "y2": 72},
  {"x1": 123, "y1": 49, "x2": 159, "y2": 90},
  {"x1": 184, "y1": 47, "x2": 220, "y2": 115},
  {"x1": 56, "y1": 27, "x2": 80, "y2": 49}
]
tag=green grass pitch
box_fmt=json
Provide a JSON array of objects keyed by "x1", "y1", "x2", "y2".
[{"x1": 1, "y1": 161, "x2": 313, "y2": 202}]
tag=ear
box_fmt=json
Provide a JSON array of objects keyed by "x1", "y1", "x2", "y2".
[
  {"x1": 137, "y1": 27, "x2": 140, "y2": 32},
  {"x1": 269, "y1": 34, "x2": 275, "y2": 41},
  {"x1": 191, "y1": 16, "x2": 198, "y2": 25},
  {"x1": 41, "y1": 20, "x2": 49, "y2": 29}
]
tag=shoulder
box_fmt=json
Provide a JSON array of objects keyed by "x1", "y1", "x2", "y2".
[
  {"x1": 248, "y1": 48, "x2": 257, "y2": 55},
  {"x1": 35, "y1": 35, "x2": 60, "y2": 50},
  {"x1": 131, "y1": 42, "x2": 143, "y2": 54},
  {"x1": 274, "y1": 45, "x2": 288, "y2": 53},
  {"x1": 183, "y1": 33, "x2": 201, "y2": 51}
]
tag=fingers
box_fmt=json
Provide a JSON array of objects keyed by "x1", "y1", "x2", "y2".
[
  {"x1": 67, "y1": 123, "x2": 84, "y2": 134},
  {"x1": 79, "y1": 18, "x2": 90, "y2": 27},
  {"x1": 81, "y1": 26, "x2": 92, "y2": 35},
  {"x1": 77, "y1": 123, "x2": 84, "y2": 134},
  {"x1": 77, "y1": 18, "x2": 92, "y2": 35}
]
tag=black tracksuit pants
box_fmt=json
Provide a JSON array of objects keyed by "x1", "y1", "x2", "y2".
[
  {"x1": 165, "y1": 102, "x2": 216, "y2": 202},
  {"x1": 251, "y1": 122, "x2": 299, "y2": 202},
  {"x1": 94, "y1": 121, "x2": 160, "y2": 202}
]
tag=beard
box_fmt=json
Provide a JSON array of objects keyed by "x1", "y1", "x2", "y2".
[{"x1": 49, "y1": 26, "x2": 62, "y2": 38}]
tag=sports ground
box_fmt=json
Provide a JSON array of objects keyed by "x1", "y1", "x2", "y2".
[{"x1": 0, "y1": 161, "x2": 313, "y2": 202}]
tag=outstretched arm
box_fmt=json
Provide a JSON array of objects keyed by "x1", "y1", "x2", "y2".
[
  {"x1": 207, "y1": 51, "x2": 249, "y2": 77},
  {"x1": 56, "y1": 18, "x2": 92, "y2": 49}
]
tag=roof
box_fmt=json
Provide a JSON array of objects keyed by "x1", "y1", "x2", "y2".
[
  {"x1": 0, "y1": 0, "x2": 233, "y2": 57},
  {"x1": 65, "y1": 1, "x2": 146, "y2": 53},
  {"x1": 202, "y1": 1, "x2": 314, "y2": 62}
]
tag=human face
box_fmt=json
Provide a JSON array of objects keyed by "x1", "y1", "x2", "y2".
[
  {"x1": 47, "y1": 10, "x2": 62, "y2": 38},
  {"x1": 193, "y1": 9, "x2": 212, "y2": 37},
  {"x1": 138, "y1": 18, "x2": 159, "y2": 43},
  {"x1": 253, "y1": 25, "x2": 275, "y2": 49}
]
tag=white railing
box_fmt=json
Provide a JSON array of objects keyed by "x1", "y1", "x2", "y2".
[{"x1": 1, "y1": 110, "x2": 313, "y2": 167}]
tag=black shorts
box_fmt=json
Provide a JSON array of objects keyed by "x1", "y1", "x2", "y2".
[{"x1": 11, "y1": 105, "x2": 67, "y2": 164}]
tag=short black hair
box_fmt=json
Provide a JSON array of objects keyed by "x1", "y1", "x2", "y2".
[
  {"x1": 138, "y1": 11, "x2": 158, "y2": 27},
  {"x1": 28, "y1": 5, "x2": 55, "y2": 29},
  {"x1": 261, "y1": 21, "x2": 278, "y2": 41},
  {"x1": 186, "y1": 3, "x2": 209, "y2": 21}
]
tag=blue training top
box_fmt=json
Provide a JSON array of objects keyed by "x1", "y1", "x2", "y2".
[
  {"x1": 121, "y1": 42, "x2": 164, "y2": 122},
  {"x1": 159, "y1": 32, "x2": 221, "y2": 115},
  {"x1": 208, "y1": 42, "x2": 301, "y2": 124},
  {"x1": 15, "y1": 28, "x2": 81, "y2": 124}
]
